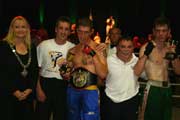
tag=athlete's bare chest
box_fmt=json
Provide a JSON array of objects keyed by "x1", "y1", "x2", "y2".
[
  {"x1": 149, "y1": 47, "x2": 167, "y2": 64},
  {"x1": 73, "y1": 47, "x2": 94, "y2": 66}
]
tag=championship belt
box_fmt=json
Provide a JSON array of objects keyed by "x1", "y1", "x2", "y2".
[{"x1": 70, "y1": 68, "x2": 97, "y2": 88}]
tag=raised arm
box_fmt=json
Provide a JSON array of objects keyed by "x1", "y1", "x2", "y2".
[
  {"x1": 93, "y1": 43, "x2": 108, "y2": 79},
  {"x1": 134, "y1": 42, "x2": 154, "y2": 76}
]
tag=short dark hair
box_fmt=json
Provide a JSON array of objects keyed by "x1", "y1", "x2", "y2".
[
  {"x1": 109, "y1": 27, "x2": 121, "y2": 34},
  {"x1": 120, "y1": 36, "x2": 132, "y2": 41},
  {"x1": 153, "y1": 16, "x2": 171, "y2": 29},
  {"x1": 76, "y1": 17, "x2": 93, "y2": 29},
  {"x1": 55, "y1": 16, "x2": 71, "y2": 27},
  {"x1": 118, "y1": 36, "x2": 132, "y2": 45}
]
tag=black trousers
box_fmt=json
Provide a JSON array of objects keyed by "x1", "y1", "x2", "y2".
[
  {"x1": 103, "y1": 93, "x2": 139, "y2": 120},
  {"x1": 1, "y1": 94, "x2": 34, "y2": 120},
  {"x1": 35, "y1": 77, "x2": 67, "y2": 120},
  {"x1": 99, "y1": 86, "x2": 106, "y2": 120}
]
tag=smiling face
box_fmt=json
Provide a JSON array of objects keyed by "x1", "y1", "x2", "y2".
[
  {"x1": 117, "y1": 40, "x2": 134, "y2": 56},
  {"x1": 116, "y1": 37, "x2": 134, "y2": 61},
  {"x1": 12, "y1": 19, "x2": 29, "y2": 39},
  {"x1": 55, "y1": 21, "x2": 71, "y2": 41}
]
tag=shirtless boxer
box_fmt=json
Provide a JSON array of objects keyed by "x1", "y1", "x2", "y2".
[
  {"x1": 139, "y1": 16, "x2": 180, "y2": 120},
  {"x1": 60, "y1": 17, "x2": 107, "y2": 120}
]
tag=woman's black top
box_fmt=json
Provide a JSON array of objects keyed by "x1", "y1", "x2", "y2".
[{"x1": 0, "y1": 41, "x2": 38, "y2": 100}]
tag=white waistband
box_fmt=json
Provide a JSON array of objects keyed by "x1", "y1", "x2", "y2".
[{"x1": 148, "y1": 80, "x2": 170, "y2": 88}]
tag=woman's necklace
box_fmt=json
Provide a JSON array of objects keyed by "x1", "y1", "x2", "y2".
[{"x1": 9, "y1": 44, "x2": 31, "y2": 77}]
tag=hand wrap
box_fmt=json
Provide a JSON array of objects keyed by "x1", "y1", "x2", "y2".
[
  {"x1": 82, "y1": 45, "x2": 96, "y2": 57},
  {"x1": 144, "y1": 42, "x2": 154, "y2": 56}
]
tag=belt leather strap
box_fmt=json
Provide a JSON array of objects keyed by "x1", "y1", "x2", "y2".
[{"x1": 70, "y1": 68, "x2": 97, "y2": 89}]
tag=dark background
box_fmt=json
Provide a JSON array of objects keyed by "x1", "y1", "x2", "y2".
[{"x1": 0, "y1": 0, "x2": 179, "y2": 41}]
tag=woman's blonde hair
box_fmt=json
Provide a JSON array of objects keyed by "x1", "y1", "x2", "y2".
[{"x1": 3, "y1": 16, "x2": 31, "y2": 49}]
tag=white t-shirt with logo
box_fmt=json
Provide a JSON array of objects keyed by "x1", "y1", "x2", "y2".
[{"x1": 37, "y1": 39, "x2": 75, "y2": 79}]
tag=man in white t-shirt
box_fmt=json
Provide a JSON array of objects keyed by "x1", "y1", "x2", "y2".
[
  {"x1": 35, "y1": 16, "x2": 75, "y2": 120},
  {"x1": 103, "y1": 36, "x2": 150, "y2": 120}
]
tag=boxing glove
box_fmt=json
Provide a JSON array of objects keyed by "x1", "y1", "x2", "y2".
[{"x1": 144, "y1": 42, "x2": 154, "y2": 56}]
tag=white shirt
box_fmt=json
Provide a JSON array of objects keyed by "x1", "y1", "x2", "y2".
[
  {"x1": 37, "y1": 39, "x2": 75, "y2": 79},
  {"x1": 107, "y1": 44, "x2": 117, "y2": 57},
  {"x1": 105, "y1": 54, "x2": 139, "y2": 103}
]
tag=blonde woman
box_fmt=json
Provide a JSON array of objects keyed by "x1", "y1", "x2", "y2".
[{"x1": 0, "y1": 16, "x2": 38, "y2": 120}]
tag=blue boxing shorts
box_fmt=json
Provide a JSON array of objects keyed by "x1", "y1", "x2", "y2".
[{"x1": 67, "y1": 86, "x2": 100, "y2": 120}]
